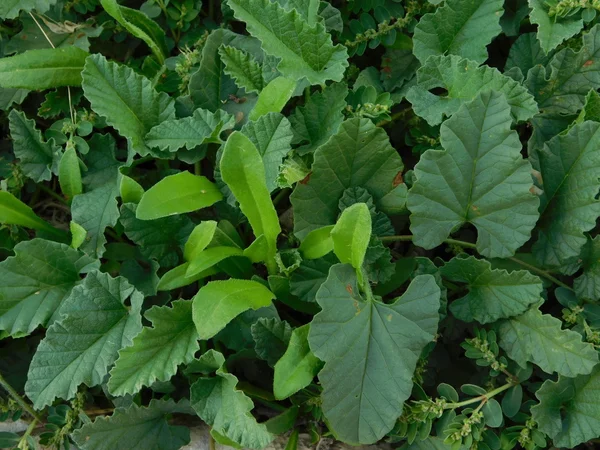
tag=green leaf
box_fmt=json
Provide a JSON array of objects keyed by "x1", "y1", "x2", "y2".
[
  {"x1": 219, "y1": 45, "x2": 265, "y2": 93},
  {"x1": 58, "y1": 147, "x2": 83, "y2": 200},
  {"x1": 575, "y1": 236, "x2": 600, "y2": 301},
  {"x1": 275, "y1": 0, "x2": 319, "y2": 25},
  {"x1": 407, "y1": 91, "x2": 539, "y2": 258},
  {"x1": 413, "y1": 0, "x2": 503, "y2": 64},
  {"x1": 0, "y1": 47, "x2": 88, "y2": 90},
  {"x1": 100, "y1": 0, "x2": 167, "y2": 64},
  {"x1": 249, "y1": 77, "x2": 296, "y2": 121},
  {"x1": 441, "y1": 254, "x2": 543, "y2": 324},
  {"x1": 184, "y1": 221, "x2": 218, "y2": 261},
  {"x1": 532, "y1": 121, "x2": 600, "y2": 267},
  {"x1": 81, "y1": 54, "x2": 175, "y2": 157},
  {"x1": 505, "y1": 32, "x2": 552, "y2": 78},
  {"x1": 290, "y1": 253, "x2": 337, "y2": 303},
  {"x1": 136, "y1": 172, "x2": 223, "y2": 220},
  {"x1": 145, "y1": 108, "x2": 234, "y2": 153},
  {"x1": 157, "y1": 263, "x2": 218, "y2": 291},
  {"x1": 289, "y1": 82, "x2": 347, "y2": 155},
  {"x1": 185, "y1": 246, "x2": 245, "y2": 278},
  {"x1": 225, "y1": 0, "x2": 348, "y2": 85},
  {"x1": 72, "y1": 399, "x2": 190, "y2": 450},
  {"x1": 0, "y1": 192, "x2": 63, "y2": 237},
  {"x1": 192, "y1": 279, "x2": 275, "y2": 340},
  {"x1": 25, "y1": 271, "x2": 143, "y2": 409},
  {"x1": 0, "y1": 0, "x2": 57, "y2": 19},
  {"x1": 251, "y1": 317, "x2": 292, "y2": 367},
  {"x1": 331, "y1": 203, "x2": 371, "y2": 272},
  {"x1": 291, "y1": 118, "x2": 404, "y2": 240},
  {"x1": 190, "y1": 350, "x2": 274, "y2": 449},
  {"x1": 70, "y1": 221, "x2": 86, "y2": 249},
  {"x1": 0, "y1": 87, "x2": 29, "y2": 111},
  {"x1": 0, "y1": 239, "x2": 96, "y2": 337},
  {"x1": 498, "y1": 306, "x2": 599, "y2": 377},
  {"x1": 299, "y1": 226, "x2": 334, "y2": 260},
  {"x1": 407, "y1": 54, "x2": 539, "y2": 126},
  {"x1": 309, "y1": 266, "x2": 440, "y2": 444},
  {"x1": 241, "y1": 112, "x2": 293, "y2": 192},
  {"x1": 82, "y1": 133, "x2": 122, "y2": 190},
  {"x1": 108, "y1": 300, "x2": 199, "y2": 396},
  {"x1": 8, "y1": 110, "x2": 58, "y2": 182},
  {"x1": 273, "y1": 324, "x2": 321, "y2": 399},
  {"x1": 532, "y1": 367, "x2": 600, "y2": 448},
  {"x1": 120, "y1": 174, "x2": 144, "y2": 204},
  {"x1": 529, "y1": 0, "x2": 583, "y2": 53}
]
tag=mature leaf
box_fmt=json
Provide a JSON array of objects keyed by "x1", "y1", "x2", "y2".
[
  {"x1": 0, "y1": 88, "x2": 28, "y2": 111},
  {"x1": 532, "y1": 367, "x2": 600, "y2": 448},
  {"x1": 8, "y1": 110, "x2": 58, "y2": 182},
  {"x1": 309, "y1": 266, "x2": 440, "y2": 444},
  {"x1": 441, "y1": 254, "x2": 543, "y2": 324},
  {"x1": 219, "y1": 45, "x2": 265, "y2": 93},
  {"x1": 532, "y1": 121, "x2": 600, "y2": 267},
  {"x1": 0, "y1": 239, "x2": 96, "y2": 337},
  {"x1": 81, "y1": 54, "x2": 175, "y2": 157},
  {"x1": 109, "y1": 300, "x2": 199, "y2": 396},
  {"x1": 72, "y1": 399, "x2": 190, "y2": 450},
  {"x1": 289, "y1": 82, "x2": 347, "y2": 155},
  {"x1": 190, "y1": 350, "x2": 274, "y2": 449},
  {"x1": 274, "y1": 324, "x2": 321, "y2": 399},
  {"x1": 225, "y1": 0, "x2": 348, "y2": 85},
  {"x1": 407, "y1": 91, "x2": 539, "y2": 258},
  {"x1": 575, "y1": 236, "x2": 600, "y2": 301},
  {"x1": 251, "y1": 317, "x2": 292, "y2": 366},
  {"x1": 82, "y1": 134, "x2": 122, "y2": 190},
  {"x1": 145, "y1": 108, "x2": 234, "y2": 153},
  {"x1": 274, "y1": 0, "x2": 319, "y2": 24},
  {"x1": 529, "y1": 0, "x2": 583, "y2": 53},
  {"x1": 331, "y1": 203, "x2": 371, "y2": 272},
  {"x1": 0, "y1": 192, "x2": 64, "y2": 237},
  {"x1": 192, "y1": 280, "x2": 275, "y2": 340},
  {"x1": 498, "y1": 306, "x2": 599, "y2": 377},
  {"x1": 407, "y1": 54, "x2": 538, "y2": 125},
  {"x1": 290, "y1": 253, "x2": 337, "y2": 302},
  {"x1": 291, "y1": 118, "x2": 405, "y2": 240},
  {"x1": 0, "y1": 0, "x2": 57, "y2": 19},
  {"x1": 505, "y1": 32, "x2": 552, "y2": 77},
  {"x1": 413, "y1": 0, "x2": 503, "y2": 64},
  {"x1": 25, "y1": 271, "x2": 143, "y2": 409},
  {"x1": 0, "y1": 47, "x2": 88, "y2": 90},
  {"x1": 120, "y1": 259, "x2": 160, "y2": 297}
]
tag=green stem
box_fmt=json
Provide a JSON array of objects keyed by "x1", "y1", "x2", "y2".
[
  {"x1": 38, "y1": 183, "x2": 67, "y2": 205},
  {"x1": 444, "y1": 382, "x2": 514, "y2": 410},
  {"x1": 0, "y1": 373, "x2": 44, "y2": 423},
  {"x1": 18, "y1": 418, "x2": 37, "y2": 447},
  {"x1": 194, "y1": 161, "x2": 201, "y2": 176},
  {"x1": 508, "y1": 257, "x2": 572, "y2": 291},
  {"x1": 272, "y1": 188, "x2": 290, "y2": 207}
]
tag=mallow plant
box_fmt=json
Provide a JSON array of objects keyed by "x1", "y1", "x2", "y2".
[{"x1": 2, "y1": 0, "x2": 600, "y2": 449}]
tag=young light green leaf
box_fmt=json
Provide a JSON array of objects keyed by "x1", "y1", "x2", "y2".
[
  {"x1": 273, "y1": 324, "x2": 321, "y2": 399},
  {"x1": 219, "y1": 45, "x2": 265, "y2": 93},
  {"x1": 299, "y1": 226, "x2": 334, "y2": 260},
  {"x1": 249, "y1": 77, "x2": 296, "y2": 121},
  {"x1": 0, "y1": 47, "x2": 88, "y2": 90},
  {"x1": 0, "y1": 0, "x2": 57, "y2": 19},
  {"x1": 309, "y1": 266, "x2": 440, "y2": 444},
  {"x1": 0, "y1": 192, "x2": 63, "y2": 238},
  {"x1": 413, "y1": 0, "x2": 503, "y2": 64},
  {"x1": 58, "y1": 147, "x2": 82, "y2": 200},
  {"x1": 70, "y1": 221, "x2": 86, "y2": 250},
  {"x1": 407, "y1": 91, "x2": 539, "y2": 258},
  {"x1": 225, "y1": 0, "x2": 348, "y2": 85},
  {"x1": 157, "y1": 263, "x2": 218, "y2": 291},
  {"x1": 331, "y1": 203, "x2": 371, "y2": 272},
  {"x1": 441, "y1": 254, "x2": 543, "y2": 324},
  {"x1": 407, "y1": 54, "x2": 538, "y2": 125},
  {"x1": 136, "y1": 172, "x2": 223, "y2": 220},
  {"x1": 529, "y1": 0, "x2": 583, "y2": 53},
  {"x1": 192, "y1": 279, "x2": 275, "y2": 340},
  {"x1": 184, "y1": 221, "x2": 218, "y2": 261},
  {"x1": 25, "y1": 271, "x2": 143, "y2": 409},
  {"x1": 251, "y1": 317, "x2": 292, "y2": 367},
  {"x1": 0, "y1": 239, "x2": 97, "y2": 337},
  {"x1": 185, "y1": 246, "x2": 244, "y2": 278},
  {"x1": 119, "y1": 174, "x2": 144, "y2": 204},
  {"x1": 498, "y1": 306, "x2": 599, "y2": 377},
  {"x1": 109, "y1": 300, "x2": 199, "y2": 396}
]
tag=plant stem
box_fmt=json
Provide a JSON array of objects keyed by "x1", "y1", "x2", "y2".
[
  {"x1": 194, "y1": 161, "x2": 201, "y2": 176},
  {"x1": 38, "y1": 183, "x2": 67, "y2": 205},
  {"x1": 209, "y1": 433, "x2": 216, "y2": 450},
  {"x1": 507, "y1": 257, "x2": 572, "y2": 290},
  {"x1": 18, "y1": 418, "x2": 37, "y2": 447},
  {"x1": 272, "y1": 188, "x2": 290, "y2": 207},
  {"x1": 444, "y1": 382, "x2": 514, "y2": 410},
  {"x1": 0, "y1": 373, "x2": 44, "y2": 423}
]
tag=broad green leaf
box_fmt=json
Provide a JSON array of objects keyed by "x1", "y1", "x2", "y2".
[
  {"x1": 441, "y1": 254, "x2": 543, "y2": 324},
  {"x1": 192, "y1": 279, "x2": 275, "y2": 340},
  {"x1": 413, "y1": 0, "x2": 503, "y2": 64},
  {"x1": 0, "y1": 47, "x2": 88, "y2": 90},
  {"x1": 184, "y1": 221, "x2": 218, "y2": 261},
  {"x1": 291, "y1": 118, "x2": 404, "y2": 240},
  {"x1": 157, "y1": 263, "x2": 218, "y2": 291},
  {"x1": 532, "y1": 367, "x2": 600, "y2": 448},
  {"x1": 299, "y1": 226, "x2": 334, "y2": 260},
  {"x1": 532, "y1": 121, "x2": 600, "y2": 267},
  {"x1": 0, "y1": 0, "x2": 57, "y2": 19},
  {"x1": 219, "y1": 45, "x2": 265, "y2": 93},
  {"x1": 309, "y1": 266, "x2": 440, "y2": 444},
  {"x1": 498, "y1": 306, "x2": 599, "y2": 377},
  {"x1": 70, "y1": 221, "x2": 86, "y2": 250},
  {"x1": 225, "y1": 0, "x2": 348, "y2": 85},
  {"x1": 8, "y1": 110, "x2": 58, "y2": 182},
  {"x1": 221, "y1": 132, "x2": 281, "y2": 271},
  {"x1": 331, "y1": 203, "x2": 371, "y2": 272},
  {"x1": 81, "y1": 54, "x2": 175, "y2": 157},
  {"x1": 505, "y1": 32, "x2": 552, "y2": 78},
  {"x1": 72, "y1": 399, "x2": 190, "y2": 450},
  {"x1": 407, "y1": 54, "x2": 538, "y2": 126},
  {"x1": 241, "y1": 112, "x2": 293, "y2": 192},
  {"x1": 273, "y1": 324, "x2": 321, "y2": 399},
  {"x1": 289, "y1": 82, "x2": 347, "y2": 155},
  {"x1": 407, "y1": 91, "x2": 539, "y2": 258},
  {"x1": 575, "y1": 236, "x2": 600, "y2": 301},
  {"x1": 185, "y1": 247, "x2": 245, "y2": 278},
  {"x1": 290, "y1": 253, "x2": 337, "y2": 302},
  {"x1": 190, "y1": 350, "x2": 274, "y2": 449},
  {"x1": 529, "y1": 0, "x2": 583, "y2": 53},
  {"x1": 136, "y1": 172, "x2": 223, "y2": 220},
  {"x1": 82, "y1": 133, "x2": 122, "y2": 190},
  {"x1": 406, "y1": 437, "x2": 457, "y2": 450},
  {"x1": 339, "y1": 186, "x2": 394, "y2": 237},
  {"x1": 119, "y1": 174, "x2": 144, "y2": 204},
  {"x1": 0, "y1": 87, "x2": 28, "y2": 111},
  {"x1": 100, "y1": 0, "x2": 167, "y2": 64},
  {"x1": 58, "y1": 147, "x2": 83, "y2": 200},
  {"x1": 249, "y1": 77, "x2": 296, "y2": 121},
  {"x1": 275, "y1": 0, "x2": 319, "y2": 25},
  {"x1": 109, "y1": 300, "x2": 199, "y2": 396},
  {"x1": 251, "y1": 317, "x2": 292, "y2": 367},
  {"x1": 120, "y1": 259, "x2": 160, "y2": 297},
  {"x1": 0, "y1": 192, "x2": 63, "y2": 237},
  {"x1": 145, "y1": 108, "x2": 234, "y2": 153},
  {"x1": 25, "y1": 271, "x2": 143, "y2": 409},
  {"x1": 0, "y1": 239, "x2": 97, "y2": 337}
]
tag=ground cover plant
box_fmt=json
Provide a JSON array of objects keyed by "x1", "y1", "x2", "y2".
[{"x1": 4, "y1": 0, "x2": 600, "y2": 449}]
